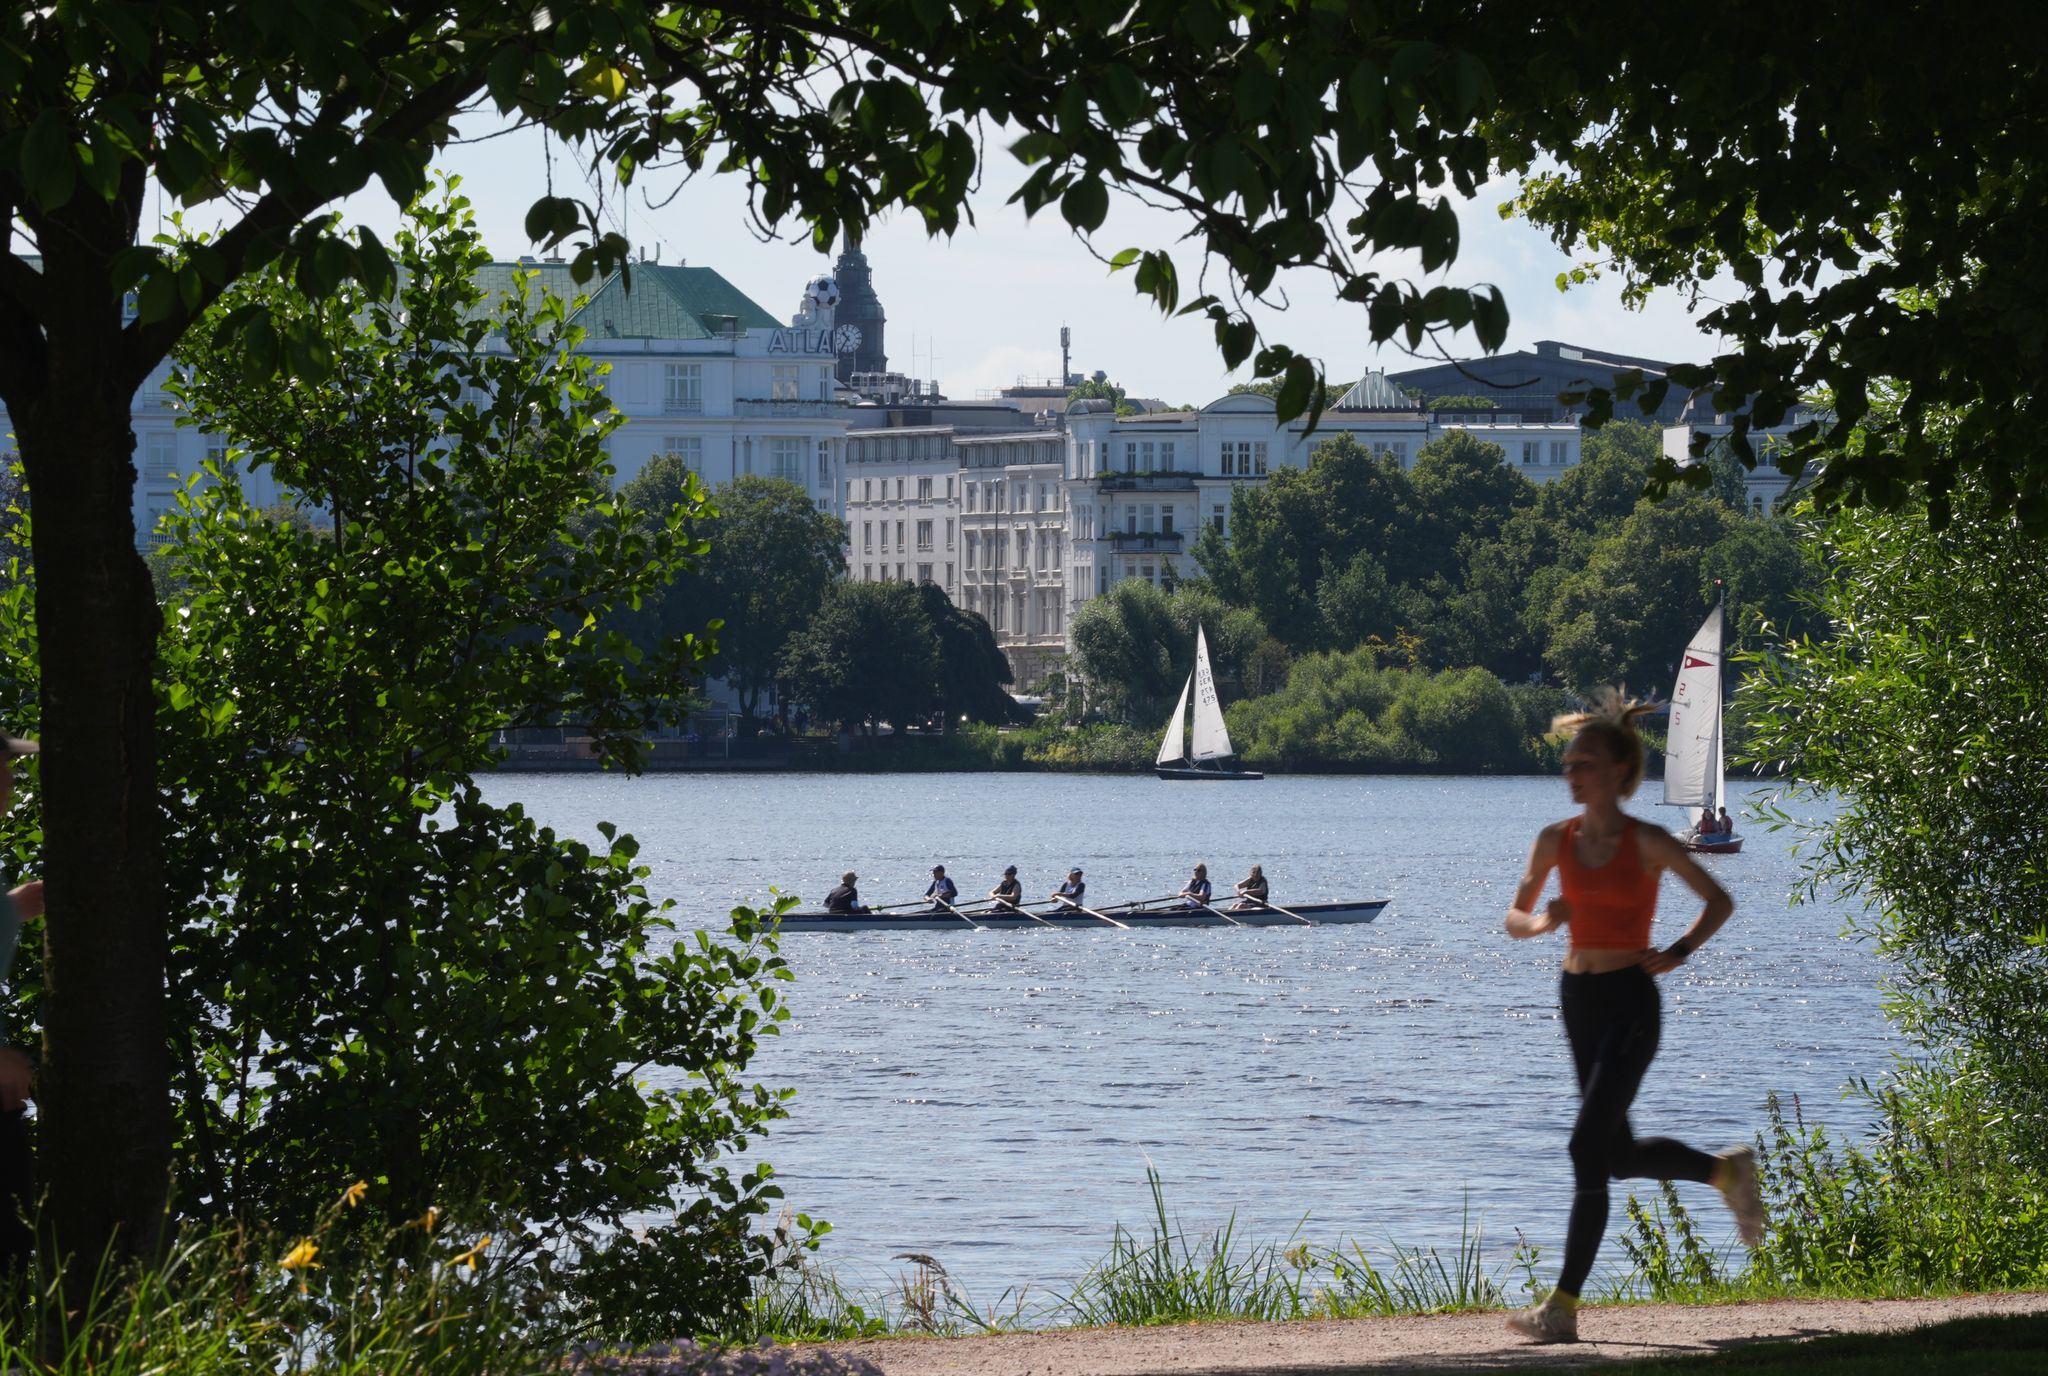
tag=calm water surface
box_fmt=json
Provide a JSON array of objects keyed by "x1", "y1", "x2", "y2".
[{"x1": 483, "y1": 771, "x2": 1891, "y2": 1299}]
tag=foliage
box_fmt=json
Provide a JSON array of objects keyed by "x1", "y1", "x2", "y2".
[
  {"x1": 1745, "y1": 493, "x2": 2048, "y2": 1162},
  {"x1": 1619, "y1": 1087, "x2": 2048, "y2": 1301},
  {"x1": 0, "y1": 201, "x2": 807, "y2": 1337},
  {"x1": 1224, "y1": 649, "x2": 1540, "y2": 772},
  {"x1": 778, "y1": 580, "x2": 941, "y2": 733},
  {"x1": 1018, "y1": 722, "x2": 1158, "y2": 771},
  {"x1": 1065, "y1": 580, "x2": 1264, "y2": 726},
  {"x1": 1426, "y1": 394, "x2": 1497, "y2": 410},
  {"x1": 917, "y1": 582, "x2": 1020, "y2": 731}
]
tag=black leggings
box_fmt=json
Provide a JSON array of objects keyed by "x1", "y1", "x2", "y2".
[{"x1": 1556, "y1": 966, "x2": 1716, "y2": 1296}]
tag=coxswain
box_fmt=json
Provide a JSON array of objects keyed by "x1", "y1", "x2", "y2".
[
  {"x1": 925, "y1": 864, "x2": 960, "y2": 912},
  {"x1": 823, "y1": 871, "x2": 868, "y2": 915},
  {"x1": 1179, "y1": 862, "x2": 1213, "y2": 910},
  {"x1": 989, "y1": 866, "x2": 1024, "y2": 910},
  {"x1": 1232, "y1": 864, "x2": 1269, "y2": 910}
]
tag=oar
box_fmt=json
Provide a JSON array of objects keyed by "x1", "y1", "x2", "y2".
[
  {"x1": 1181, "y1": 895, "x2": 1248, "y2": 928},
  {"x1": 933, "y1": 895, "x2": 985, "y2": 931},
  {"x1": 1246, "y1": 897, "x2": 1315, "y2": 927},
  {"x1": 1052, "y1": 895, "x2": 1130, "y2": 929},
  {"x1": 868, "y1": 898, "x2": 949, "y2": 912}
]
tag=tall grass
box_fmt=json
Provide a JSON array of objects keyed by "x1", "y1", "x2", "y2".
[{"x1": 1621, "y1": 1084, "x2": 2048, "y2": 1301}]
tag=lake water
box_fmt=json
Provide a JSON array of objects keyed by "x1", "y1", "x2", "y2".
[{"x1": 482, "y1": 771, "x2": 1893, "y2": 1302}]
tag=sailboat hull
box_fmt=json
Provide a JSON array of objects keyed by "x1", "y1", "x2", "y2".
[
  {"x1": 1156, "y1": 765, "x2": 1264, "y2": 781},
  {"x1": 1682, "y1": 832, "x2": 1745, "y2": 854}
]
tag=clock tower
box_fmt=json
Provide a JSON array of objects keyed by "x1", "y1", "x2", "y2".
[{"x1": 831, "y1": 240, "x2": 888, "y2": 384}]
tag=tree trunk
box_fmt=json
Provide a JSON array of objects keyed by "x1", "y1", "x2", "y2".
[{"x1": 12, "y1": 305, "x2": 171, "y2": 1311}]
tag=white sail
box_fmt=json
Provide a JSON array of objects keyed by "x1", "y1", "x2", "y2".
[
  {"x1": 1156, "y1": 674, "x2": 1192, "y2": 767},
  {"x1": 1662, "y1": 603, "x2": 1725, "y2": 810},
  {"x1": 1190, "y1": 625, "x2": 1236, "y2": 761}
]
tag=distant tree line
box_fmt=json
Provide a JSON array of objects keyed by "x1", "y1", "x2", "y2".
[{"x1": 1066, "y1": 421, "x2": 1821, "y2": 771}]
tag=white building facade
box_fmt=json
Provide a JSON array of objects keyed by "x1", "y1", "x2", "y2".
[
  {"x1": 1061, "y1": 375, "x2": 1585, "y2": 604},
  {"x1": 957, "y1": 431, "x2": 1067, "y2": 683},
  {"x1": 844, "y1": 427, "x2": 961, "y2": 594}
]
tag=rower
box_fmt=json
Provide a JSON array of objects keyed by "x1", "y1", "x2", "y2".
[
  {"x1": 1179, "y1": 863, "x2": 1213, "y2": 910},
  {"x1": 925, "y1": 864, "x2": 960, "y2": 912},
  {"x1": 1052, "y1": 868, "x2": 1085, "y2": 909},
  {"x1": 989, "y1": 865, "x2": 1023, "y2": 910},
  {"x1": 824, "y1": 871, "x2": 869, "y2": 914},
  {"x1": 1231, "y1": 864, "x2": 1269, "y2": 910}
]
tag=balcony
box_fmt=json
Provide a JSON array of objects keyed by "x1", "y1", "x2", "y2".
[
  {"x1": 1097, "y1": 470, "x2": 1199, "y2": 492},
  {"x1": 1107, "y1": 531, "x2": 1184, "y2": 551},
  {"x1": 662, "y1": 398, "x2": 704, "y2": 415},
  {"x1": 734, "y1": 399, "x2": 841, "y2": 418}
]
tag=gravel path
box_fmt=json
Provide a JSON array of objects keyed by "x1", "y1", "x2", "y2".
[{"x1": 828, "y1": 1292, "x2": 2048, "y2": 1374}]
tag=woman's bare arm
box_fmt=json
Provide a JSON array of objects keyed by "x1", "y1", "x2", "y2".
[
  {"x1": 1637, "y1": 824, "x2": 1734, "y2": 973},
  {"x1": 1506, "y1": 824, "x2": 1569, "y2": 939}
]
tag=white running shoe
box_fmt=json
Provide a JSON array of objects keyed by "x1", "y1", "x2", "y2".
[
  {"x1": 1717, "y1": 1145, "x2": 1766, "y2": 1246},
  {"x1": 1505, "y1": 1295, "x2": 1579, "y2": 1344}
]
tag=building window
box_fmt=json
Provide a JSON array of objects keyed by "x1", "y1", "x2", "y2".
[
  {"x1": 896, "y1": 478, "x2": 905, "y2": 500},
  {"x1": 1126, "y1": 507, "x2": 1138, "y2": 535},
  {"x1": 945, "y1": 562, "x2": 954, "y2": 584},
  {"x1": 1161, "y1": 506, "x2": 1175, "y2": 536},
  {"x1": 664, "y1": 363, "x2": 702, "y2": 414},
  {"x1": 863, "y1": 478, "x2": 873, "y2": 500},
  {"x1": 896, "y1": 562, "x2": 905, "y2": 581},
  {"x1": 663, "y1": 435, "x2": 703, "y2": 472},
  {"x1": 964, "y1": 483, "x2": 976, "y2": 512},
  {"x1": 1140, "y1": 503, "x2": 1156, "y2": 534},
  {"x1": 1551, "y1": 440, "x2": 1568, "y2": 465},
  {"x1": 895, "y1": 520, "x2": 905, "y2": 549},
  {"x1": 862, "y1": 564, "x2": 871, "y2": 581},
  {"x1": 1161, "y1": 440, "x2": 1176, "y2": 468},
  {"x1": 1253, "y1": 441, "x2": 1267, "y2": 475},
  {"x1": 204, "y1": 439, "x2": 228, "y2": 468},
  {"x1": 1522, "y1": 441, "x2": 1539, "y2": 466},
  {"x1": 1099, "y1": 565, "x2": 1110, "y2": 595},
  {"x1": 863, "y1": 521, "x2": 873, "y2": 552},
  {"x1": 945, "y1": 518, "x2": 955, "y2": 549},
  {"x1": 1212, "y1": 502, "x2": 1227, "y2": 532},
  {"x1": 879, "y1": 522, "x2": 890, "y2": 551},
  {"x1": 918, "y1": 562, "x2": 933, "y2": 584},
  {"x1": 916, "y1": 520, "x2": 933, "y2": 551},
  {"x1": 770, "y1": 364, "x2": 799, "y2": 401},
  {"x1": 818, "y1": 442, "x2": 830, "y2": 485},
  {"x1": 1391, "y1": 441, "x2": 1408, "y2": 465},
  {"x1": 1140, "y1": 440, "x2": 1155, "y2": 470},
  {"x1": 918, "y1": 476, "x2": 933, "y2": 501},
  {"x1": 769, "y1": 438, "x2": 802, "y2": 483},
  {"x1": 1141, "y1": 563, "x2": 1155, "y2": 584},
  {"x1": 946, "y1": 476, "x2": 955, "y2": 499},
  {"x1": 1125, "y1": 442, "x2": 1139, "y2": 472},
  {"x1": 965, "y1": 533, "x2": 977, "y2": 569},
  {"x1": 144, "y1": 432, "x2": 178, "y2": 478}
]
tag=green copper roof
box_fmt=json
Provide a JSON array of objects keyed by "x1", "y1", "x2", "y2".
[
  {"x1": 472, "y1": 262, "x2": 782, "y2": 340},
  {"x1": 569, "y1": 265, "x2": 782, "y2": 340}
]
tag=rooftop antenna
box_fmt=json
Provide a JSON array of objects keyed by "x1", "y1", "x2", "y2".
[{"x1": 1060, "y1": 325, "x2": 1071, "y2": 388}]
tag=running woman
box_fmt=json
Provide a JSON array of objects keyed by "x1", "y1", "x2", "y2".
[{"x1": 1504, "y1": 691, "x2": 1765, "y2": 1343}]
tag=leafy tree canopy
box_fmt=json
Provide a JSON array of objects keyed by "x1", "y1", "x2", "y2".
[{"x1": 1427, "y1": 394, "x2": 1497, "y2": 410}]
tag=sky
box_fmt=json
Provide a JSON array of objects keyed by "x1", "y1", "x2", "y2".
[{"x1": 321, "y1": 119, "x2": 1732, "y2": 407}]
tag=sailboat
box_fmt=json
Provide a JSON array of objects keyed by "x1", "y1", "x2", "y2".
[
  {"x1": 1156, "y1": 625, "x2": 1263, "y2": 780},
  {"x1": 1662, "y1": 601, "x2": 1742, "y2": 853}
]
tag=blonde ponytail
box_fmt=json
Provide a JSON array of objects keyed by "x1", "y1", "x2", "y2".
[{"x1": 1553, "y1": 687, "x2": 1656, "y2": 797}]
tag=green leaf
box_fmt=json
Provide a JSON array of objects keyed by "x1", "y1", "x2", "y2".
[
  {"x1": 20, "y1": 109, "x2": 78, "y2": 211},
  {"x1": 1060, "y1": 175, "x2": 1109, "y2": 234}
]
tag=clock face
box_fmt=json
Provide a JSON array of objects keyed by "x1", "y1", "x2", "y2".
[{"x1": 834, "y1": 324, "x2": 864, "y2": 353}]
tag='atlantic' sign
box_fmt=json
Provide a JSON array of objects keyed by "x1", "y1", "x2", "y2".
[{"x1": 768, "y1": 328, "x2": 836, "y2": 354}]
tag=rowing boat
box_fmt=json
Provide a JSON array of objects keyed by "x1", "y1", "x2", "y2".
[{"x1": 772, "y1": 898, "x2": 1388, "y2": 933}]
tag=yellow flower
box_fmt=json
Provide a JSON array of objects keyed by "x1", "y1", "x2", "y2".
[
  {"x1": 340, "y1": 1181, "x2": 368, "y2": 1210},
  {"x1": 279, "y1": 1239, "x2": 322, "y2": 1272},
  {"x1": 403, "y1": 1205, "x2": 442, "y2": 1233},
  {"x1": 449, "y1": 1235, "x2": 492, "y2": 1272}
]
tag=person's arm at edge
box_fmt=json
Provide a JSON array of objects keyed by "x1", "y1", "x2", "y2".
[{"x1": 1505, "y1": 823, "x2": 1567, "y2": 939}]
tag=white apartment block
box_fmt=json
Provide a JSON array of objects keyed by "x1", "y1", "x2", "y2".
[
  {"x1": 957, "y1": 431, "x2": 1067, "y2": 684},
  {"x1": 844, "y1": 427, "x2": 961, "y2": 595},
  {"x1": 1060, "y1": 373, "x2": 1584, "y2": 603},
  {"x1": 1663, "y1": 398, "x2": 1821, "y2": 514}
]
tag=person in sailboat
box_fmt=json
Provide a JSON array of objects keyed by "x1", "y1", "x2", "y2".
[
  {"x1": 1178, "y1": 863, "x2": 1213, "y2": 910},
  {"x1": 989, "y1": 866, "x2": 1023, "y2": 910},
  {"x1": 1695, "y1": 806, "x2": 1718, "y2": 838},
  {"x1": 824, "y1": 872, "x2": 869, "y2": 915},
  {"x1": 1716, "y1": 805, "x2": 1733, "y2": 837},
  {"x1": 925, "y1": 865, "x2": 960, "y2": 912},
  {"x1": 1502, "y1": 689, "x2": 1765, "y2": 1346},
  {"x1": 1231, "y1": 864, "x2": 1269, "y2": 910},
  {"x1": 1052, "y1": 869, "x2": 1085, "y2": 910}
]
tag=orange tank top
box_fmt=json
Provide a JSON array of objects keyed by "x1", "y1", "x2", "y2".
[{"x1": 1557, "y1": 816, "x2": 1659, "y2": 950}]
